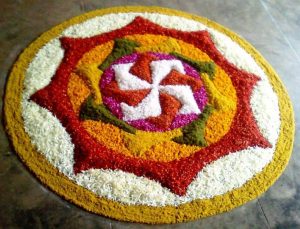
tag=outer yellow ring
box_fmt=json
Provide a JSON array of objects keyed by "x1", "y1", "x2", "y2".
[{"x1": 4, "y1": 6, "x2": 295, "y2": 224}]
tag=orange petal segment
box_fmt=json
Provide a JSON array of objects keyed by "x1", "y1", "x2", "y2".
[
  {"x1": 129, "y1": 53, "x2": 158, "y2": 83},
  {"x1": 160, "y1": 69, "x2": 202, "y2": 91},
  {"x1": 102, "y1": 81, "x2": 150, "y2": 106},
  {"x1": 148, "y1": 93, "x2": 181, "y2": 129}
]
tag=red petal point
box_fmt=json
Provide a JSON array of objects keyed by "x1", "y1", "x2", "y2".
[
  {"x1": 129, "y1": 53, "x2": 158, "y2": 83},
  {"x1": 160, "y1": 69, "x2": 202, "y2": 91},
  {"x1": 148, "y1": 93, "x2": 181, "y2": 129},
  {"x1": 102, "y1": 81, "x2": 150, "y2": 106}
]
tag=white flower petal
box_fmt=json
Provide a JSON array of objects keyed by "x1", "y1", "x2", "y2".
[{"x1": 113, "y1": 63, "x2": 151, "y2": 90}]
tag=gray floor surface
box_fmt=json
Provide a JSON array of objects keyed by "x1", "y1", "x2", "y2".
[{"x1": 0, "y1": 0, "x2": 299, "y2": 228}]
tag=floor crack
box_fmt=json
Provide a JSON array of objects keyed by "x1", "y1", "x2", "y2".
[
  {"x1": 79, "y1": 0, "x2": 87, "y2": 12},
  {"x1": 258, "y1": 199, "x2": 271, "y2": 229}
]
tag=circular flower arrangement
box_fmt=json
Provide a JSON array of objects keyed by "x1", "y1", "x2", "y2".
[{"x1": 4, "y1": 6, "x2": 295, "y2": 223}]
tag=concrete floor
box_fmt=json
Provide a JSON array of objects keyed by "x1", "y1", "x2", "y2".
[{"x1": 0, "y1": 0, "x2": 299, "y2": 228}]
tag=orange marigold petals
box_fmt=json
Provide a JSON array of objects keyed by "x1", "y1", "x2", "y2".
[
  {"x1": 67, "y1": 73, "x2": 90, "y2": 114},
  {"x1": 77, "y1": 41, "x2": 114, "y2": 66},
  {"x1": 135, "y1": 37, "x2": 182, "y2": 54},
  {"x1": 202, "y1": 73, "x2": 235, "y2": 111},
  {"x1": 142, "y1": 141, "x2": 201, "y2": 162},
  {"x1": 82, "y1": 120, "x2": 134, "y2": 157},
  {"x1": 123, "y1": 129, "x2": 181, "y2": 157},
  {"x1": 75, "y1": 63, "x2": 103, "y2": 105}
]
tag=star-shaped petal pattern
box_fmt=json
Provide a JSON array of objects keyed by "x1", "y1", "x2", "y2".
[{"x1": 30, "y1": 17, "x2": 271, "y2": 195}]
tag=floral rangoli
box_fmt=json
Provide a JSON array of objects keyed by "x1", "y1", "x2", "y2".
[{"x1": 4, "y1": 6, "x2": 295, "y2": 223}]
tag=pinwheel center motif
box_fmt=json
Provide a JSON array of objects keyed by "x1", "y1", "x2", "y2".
[{"x1": 101, "y1": 52, "x2": 207, "y2": 131}]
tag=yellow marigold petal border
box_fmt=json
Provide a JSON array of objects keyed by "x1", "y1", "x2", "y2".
[{"x1": 3, "y1": 6, "x2": 295, "y2": 224}]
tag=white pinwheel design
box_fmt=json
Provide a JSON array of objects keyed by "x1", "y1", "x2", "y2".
[{"x1": 112, "y1": 59, "x2": 201, "y2": 121}]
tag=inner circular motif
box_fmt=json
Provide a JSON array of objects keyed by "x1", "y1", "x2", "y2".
[{"x1": 100, "y1": 52, "x2": 208, "y2": 131}]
